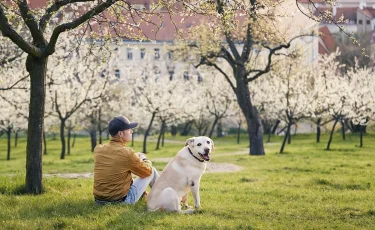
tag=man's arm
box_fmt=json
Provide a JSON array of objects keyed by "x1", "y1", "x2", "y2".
[{"x1": 129, "y1": 152, "x2": 152, "y2": 178}]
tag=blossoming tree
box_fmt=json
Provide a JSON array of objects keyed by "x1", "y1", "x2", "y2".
[
  {"x1": 173, "y1": 0, "x2": 317, "y2": 155},
  {"x1": 0, "y1": 0, "x2": 172, "y2": 194}
]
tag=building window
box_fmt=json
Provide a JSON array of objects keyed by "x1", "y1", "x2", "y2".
[
  {"x1": 183, "y1": 71, "x2": 189, "y2": 80},
  {"x1": 154, "y1": 48, "x2": 160, "y2": 60},
  {"x1": 359, "y1": 20, "x2": 363, "y2": 24},
  {"x1": 100, "y1": 70, "x2": 106, "y2": 78},
  {"x1": 132, "y1": 4, "x2": 145, "y2": 10},
  {"x1": 115, "y1": 69, "x2": 120, "y2": 78},
  {"x1": 127, "y1": 48, "x2": 133, "y2": 60},
  {"x1": 168, "y1": 51, "x2": 173, "y2": 60},
  {"x1": 140, "y1": 48, "x2": 146, "y2": 59},
  {"x1": 367, "y1": 20, "x2": 370, "y2": 25},
  {"x1": 197, "y1": 73, "x2": 203, "y2": 83}
]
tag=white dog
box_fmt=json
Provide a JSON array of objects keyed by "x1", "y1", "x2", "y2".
[{"x1": 147, "y1": 136, "x2": 214, "y2": 213}]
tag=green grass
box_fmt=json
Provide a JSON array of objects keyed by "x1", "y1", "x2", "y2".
[{"x1": 0, "y1": 133, "x2": 374, "y2": 229}]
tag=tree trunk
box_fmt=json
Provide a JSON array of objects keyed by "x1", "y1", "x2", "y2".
[
  {"x1": 267, "y1": 130, "x2": 271, "y2": 143},
  {"x1": 360, "y1": 125, "x2": 363, "y2": 148},
  {"x1": 14, "y1": 130, "x2": 18, "y2": 147},
  {"x1": 143, "y1": 111, "x2": 156, "y2": 153},
  {"x1": 237, "y1": 122, "x2": 241, "y2": 144},
  {"x1": 181, "y1": 120, "x2": 193, "y2": 136},
  {"x1": 162, "y1": 125, "x2": 165, "y2": 147},
  {"x1": 67, "y1": 127, "x2": 71, "y2": 155},
  {"x1": 90, "y1": 130, "x2": 97, "y2": 152},
  {"x1": 208, "y1": 116, "x2": 219, "y2": 138},
  {"x1": 326, "y1": 118, "x2": 339, "y2": 150},
  {"x1": 60, "y1": 119, "x2": 66, "y2": 159},
  {"x1": 171, "y1": 125, "x2": 177, "y2": 136},
  {"x1": 202, "y1": 125, "x2": 209, "y2": 136},
  {"x1": 351, "y1": 121, "x2": 364, "y2": 133},
  {"x1": 25, "y1": 55, "x2": 47, "y2": 194},
  {"x1": 155, "y1": 120, "x2": 165, "y2": 150},
  {"x1": 6, "y1": 127, "x2": 11, "y2": 160},
  {"x1": 316, "y1": 117, "x2": 321, "y2": 143},
  {"x1": 216, "y1": 122, "x2": 224, "y2": 137},
  {"x1": 341, "y1": 120, "x2": 345, "y2": 140},
  {"x1": 43, "y1": 131, "x2": 47, "y2": 155},
  {"x1": 262, "y1": 120, "x2": 272, "y2": 135},
  {"x1": 280, "y1": 122, "x2": 292, "y2": 154},
  {"x1": 235, "y1": 73, "x2": 265, "y2": 155},
  {"x1": 197, "y1": 126, "x2": 202, "y2": 136},
  {"x1": 72, "y1": 133, "x2": 76, "y2": 148},
  {"x1": 98, "y1": 107, "x2": 102, "y2": 144},
  {"x1": 194, "y1": 117, "x2": 208, "y2": 136},
  {"x1": 287, "y1": 125, "x2": 292, "y2": 144},
  {"x1": 246, "y1": 115, "x2": 264, "y2": 155},
  {"x1": 271, "y1": 120, "x2": 280, "y2": 134}
]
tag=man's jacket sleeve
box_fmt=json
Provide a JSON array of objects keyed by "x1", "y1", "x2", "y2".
[{"x1": 128, "y1": 152, "x2": 152, "y2": 178}]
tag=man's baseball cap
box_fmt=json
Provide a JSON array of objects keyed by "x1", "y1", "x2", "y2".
[{"x1": 108, "y1": 116, "x2": 138, "y2": 136}]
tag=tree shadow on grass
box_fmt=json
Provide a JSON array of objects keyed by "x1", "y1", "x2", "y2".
[
  {"x1": 0, "y1": 174, "x2": 26, "y2": 195},
  {"x1": 0, "y1": 178, "x2": 174, "y2": 229},
  {"x1": 10, "y1": 198, "x2": 181, "y2": 229},
  {"x1": 0, "y1": 176, "x2": 199, "y2": 229}
]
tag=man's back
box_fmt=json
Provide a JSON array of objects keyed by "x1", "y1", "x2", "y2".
[
  {"x1": 93, "y1": 137, "x2": 152, "y2": 201},
  {"x1": 93, "y1": 138, "x2": 133, "y2": 201}
]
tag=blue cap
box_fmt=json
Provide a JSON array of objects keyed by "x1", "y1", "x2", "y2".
[{"x1": 108, "y1": 116, "x2": 138, "y2": 136}]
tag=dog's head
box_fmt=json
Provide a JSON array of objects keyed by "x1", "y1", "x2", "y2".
[{"x1": 185, "y1": 136, "x2": 214, "y2": 161}]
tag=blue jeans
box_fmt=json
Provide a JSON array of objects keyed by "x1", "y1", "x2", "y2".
[{"x1": 123, "y1": 167, "x2": 159, "y2": 204}]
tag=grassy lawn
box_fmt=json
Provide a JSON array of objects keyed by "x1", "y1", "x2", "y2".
[{"x1": 0, "y1": 133, "x2": 374, "y2": 229}]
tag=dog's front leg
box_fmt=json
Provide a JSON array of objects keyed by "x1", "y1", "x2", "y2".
[{"x1": 189, "y1": 179, "x2": 201, "y2": 209}]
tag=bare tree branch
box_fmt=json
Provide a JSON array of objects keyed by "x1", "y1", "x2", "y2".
[
  {"x1": 44, "y1": 0, "x2": 117, "y2": 56},
  {"x1": 0, "y1": 6, "x2": 42, "y2": 57},
  {"x1": 247, "y1": 34, "x2": 313, "y2": 82},
  {"x1": 194, "y1": 57, "x2": 236, "y2": 92},
  {"x1": 0, "y1": 51, "x2": 23, "y2": 66},
  {"x1": 216, "y1": 0, "x2": 241, "y2": 60},
  {"x1": 240, "y1": 24, "x2": 254, "y2": 61},
  {"x1": 39, "y1": 0, "x2": 94, "y2": 32},
  {"x1": 17, "y1": 0, "x2": 44, "y2": 42},
  {"x1": 0, "y1": 75, "x2": 29, "y2": 91},
  {"x1": 219, "y1": 46, "x2": 243, "y2": 68}
]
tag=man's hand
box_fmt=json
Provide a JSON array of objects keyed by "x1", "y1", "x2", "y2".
[{"x1": 136, "y1": 152, "x2": 147, "y2": 161}]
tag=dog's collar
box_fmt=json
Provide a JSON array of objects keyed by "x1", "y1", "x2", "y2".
[{"x1": 188, "y1": 147, "x2": 205, "y2": 162}]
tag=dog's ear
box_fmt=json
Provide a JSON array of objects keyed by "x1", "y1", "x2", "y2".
[{"x1": 185, "y1": 137, "x2": 195, "y2": 147}]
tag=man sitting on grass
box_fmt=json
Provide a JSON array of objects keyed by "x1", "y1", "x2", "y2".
[{"x1": 93, "y1": 116, "x2": 159, "y2": 205}]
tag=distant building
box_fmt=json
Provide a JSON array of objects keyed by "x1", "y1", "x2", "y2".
[
  {"x1": 300, "y1": 0, "x2": 375, "y2": 56},
  {"x1": 27, "y1": 0, "x2": 318, "y2": 78}
]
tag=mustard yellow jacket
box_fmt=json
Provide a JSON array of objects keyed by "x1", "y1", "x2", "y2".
[{"x1": 93, "y1": 137, "x2": 152, "y2": 201}]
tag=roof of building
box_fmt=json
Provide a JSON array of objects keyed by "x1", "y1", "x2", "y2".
[
  {"x1": 27, "y1": 0, "x2": 155, "y2": 8},
  {"x1": 318, "y1": 25, "x2": 336, "y2": 54},
  {"x1": 298, "y1": 0, "x2": 375, "y2": 4},
  {"x1": 336, "y1": 7, "x2": 358, "y2": 21},
  {"x1": 357, "y1": 7, "x2": 375, "y2": 18},
  {"x1": 314, "y1": 7, "x2": 358, "y2": 23},
  {"x1": 20, "y1": 0, "x2": 316, "y2": 43}
]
